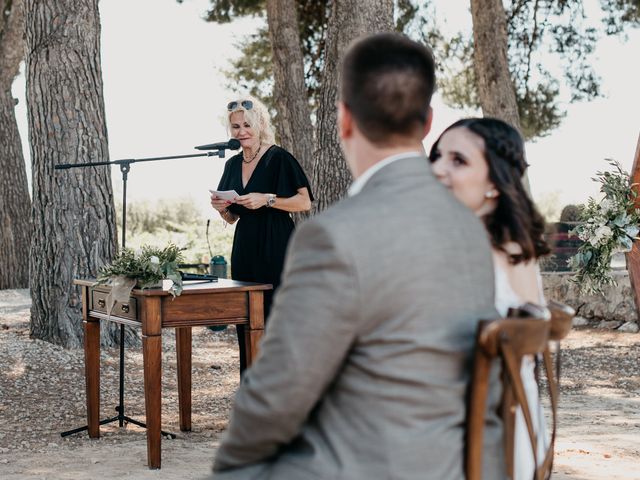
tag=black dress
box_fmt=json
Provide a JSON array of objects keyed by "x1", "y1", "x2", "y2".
[{"x1": 217, "y1": 145, "x2": 313, "y2": 371}]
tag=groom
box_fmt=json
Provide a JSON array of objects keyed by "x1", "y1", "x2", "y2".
[{"x1": 212, "y1": 33, "x2": 504, "y2": 479}]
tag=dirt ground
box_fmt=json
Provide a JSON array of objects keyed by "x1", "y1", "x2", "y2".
[{"x1": 1, "y1": 289, "x2": 638, "y2": 480}]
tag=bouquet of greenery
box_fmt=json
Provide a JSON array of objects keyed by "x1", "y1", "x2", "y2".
[
  {"x1": 569, "y1": 160, "x2": 640, "y2": 294},
  {"x1": 98, "y1": 243, "x2": 185, "y2": 297}
]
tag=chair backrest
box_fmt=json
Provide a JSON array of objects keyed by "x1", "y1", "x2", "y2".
[
  {"x1": 547, "y1": 300, "x2": 575, "y2": 342},
  {"x1": 536, "y1": 301, "x2": 576, "y2": 477},
  {"x1": 466, "y1": 303, "x2": 551, "y2": 480}
]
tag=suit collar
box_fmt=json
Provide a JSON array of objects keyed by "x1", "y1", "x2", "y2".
[{"x1": 348, "y1": 151, "x2": 423, "y2": 197}]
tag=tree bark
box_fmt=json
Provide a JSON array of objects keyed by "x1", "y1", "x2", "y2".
[
  {"x1": 470, "y1": 0, "x2": 532, "y2": 191},
  {"x1": 311, "y1": 0, "x2": 394, "y2": 213},
  {"x1": 470, "y1": 0, "x2": 521, "y2": 131},
  {"x1": 265, "y1": 0, "x2": 314, "y2": 178},
  {"x1": 0, "y1": 0, "x2": 31, "y2": 289},
  {"x1": 25, "y1": 0, "x2": 119, "y2": 347},
  {"x1": 265, "y1": 0, "x2": 314, "y2": 223}
]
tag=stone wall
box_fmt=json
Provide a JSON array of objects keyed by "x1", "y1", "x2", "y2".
[{"x1": 542, "y1": 271, "x2": 639, "y2": 331}]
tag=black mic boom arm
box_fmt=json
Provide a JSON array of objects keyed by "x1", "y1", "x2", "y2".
[{"x1": 194, "y1": 139, "x2": 241, "y2": 151}]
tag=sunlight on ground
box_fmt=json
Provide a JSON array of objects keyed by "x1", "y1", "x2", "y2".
[{"x1": 6, "y1": 359, "x2": 25, "y2": 379}]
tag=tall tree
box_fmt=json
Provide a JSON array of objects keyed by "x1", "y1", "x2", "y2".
[
  {"x1": 311, "y1": 0, "x2": 394, "y2": 212},
  {"x1": 265, "y1": 0, "x2": 314, "y2": 177},
  {"x1": 215, "y1": 0, "x2": 638, "y2": 141},
  {"x1": 0, "y1": 0, "x2": 31, "y2": 290},
  {"x1": 437, "y1": 0, "x2": 639, "y2": 139},
  {"x1": 470, "y1": 0, "x2": 521, "y2": 131},
  {"x1": 25, "y1": 0, "x2": 118, "y2": 347}
]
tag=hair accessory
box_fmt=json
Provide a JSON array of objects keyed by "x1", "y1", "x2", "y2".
[{"x1": 227, "y1": 100, "x2": 254, "y2": 111}]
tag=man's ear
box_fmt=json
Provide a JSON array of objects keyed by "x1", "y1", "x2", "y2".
[
  {"x1": 421, "y1": 107, "x2": 433, "y2": 139},
  {"x1": 338, "y1": 101, "x2": 353, "y2": 140}
]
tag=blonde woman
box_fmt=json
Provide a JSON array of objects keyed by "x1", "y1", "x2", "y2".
[{"x1": 210, "y1": 96, "x2": 313, "y2": 374}]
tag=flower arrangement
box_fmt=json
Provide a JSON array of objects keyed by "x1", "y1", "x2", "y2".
[
  {"x1": 98, "y1": 243, "x2": 185, "y2": 297},
  {"x1": 569, "y1": 160, "x2": 640, "y2": 294}
]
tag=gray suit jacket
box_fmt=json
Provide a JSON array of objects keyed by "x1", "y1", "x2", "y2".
[{"x1": 212, "y1": 156, "x2": 505, "y2": 480}]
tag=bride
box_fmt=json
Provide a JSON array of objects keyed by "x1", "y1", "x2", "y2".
[{"x1": 428, "y1": 117, "x2": 551, "y2": 480}]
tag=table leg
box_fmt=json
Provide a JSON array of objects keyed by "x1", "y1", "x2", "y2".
[
  {"x1": 83, "y1": 316, "x2": 100, "y2": 438},
  {"x1": 176, "y1": 327, "x2": 192, "y2": 432},
  {"x1": 246, "y1": 291, "x2": 266, "y2": 367},
  {"x1": 142, "y1": 297, "x2": 162, "y2": 469},
  {"x1": 245, "y1": 329, "x2": 264, "y2": 367}
]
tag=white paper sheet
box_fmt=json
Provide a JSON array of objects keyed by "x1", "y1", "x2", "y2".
[{"x1": 209, "y1": 189, "x2": 239, "y2": 202}]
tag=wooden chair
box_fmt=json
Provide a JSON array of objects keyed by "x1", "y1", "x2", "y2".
[
  {"x1": 536, "y1": 300, "x2": 576, "y2": 476},
  {"x1": 466, "y1": 303, "x2": 551, "y2": 480},
  {"x1": 466, "y1": 301, "x2": 576, "y2": 480}
]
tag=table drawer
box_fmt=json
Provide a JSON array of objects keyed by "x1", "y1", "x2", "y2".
[{"x1": 90, "y1": 289, "x2": 138, "y2": 320}]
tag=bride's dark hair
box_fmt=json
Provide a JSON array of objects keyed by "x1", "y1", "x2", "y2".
[{"x1": 429, "y1": 117, "x2": 550, "y2": 264}]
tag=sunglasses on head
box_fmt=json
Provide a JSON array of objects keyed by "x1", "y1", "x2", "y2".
[{"x1": 227, "y1": 100, "x2": 253, "y2": 111}]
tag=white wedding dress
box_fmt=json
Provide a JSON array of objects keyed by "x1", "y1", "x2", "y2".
[{"x1": 494, "y1": 264, "x2": 549, "y2": 480}]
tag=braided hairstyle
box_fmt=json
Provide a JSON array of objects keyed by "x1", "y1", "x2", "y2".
[{"x1": 430, "y1": 117, "x2": 550, "y2": 264}]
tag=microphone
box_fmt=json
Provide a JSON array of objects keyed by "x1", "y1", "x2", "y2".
[{"x1": 194, "y1": 139, "x2": 241, "y2": 151}]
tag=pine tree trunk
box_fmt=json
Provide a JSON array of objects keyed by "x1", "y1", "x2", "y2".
[
  {"x1": 266, "y1": 0, "x2": 314, "y2": 178},
  {"x1": 470, "y1": 0, "x2": 531, "y2": 191},
  {"x1": 0, "y1": 0, "x2": 31, "y2": 290},
  {"x1": 266, "y1": 0, "x2": 315, "y2": 223},
  {"x1": 25, "y1": 0, "x2": 119, "y2": 348},
  {"x1": 470, "y1": 0, "x2": 521, "y2": 130},
  {"x1": 311, "y1": 0, "x2": 394, "y2": 213}
]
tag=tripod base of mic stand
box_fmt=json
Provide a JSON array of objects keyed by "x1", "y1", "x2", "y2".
[{"x1": 60, "y1": 406, "x2": 177, "y2": 439}]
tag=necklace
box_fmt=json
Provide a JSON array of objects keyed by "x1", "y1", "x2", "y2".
[{"x1": 242, "y1": 144, "x2": 262, "y2": 164}]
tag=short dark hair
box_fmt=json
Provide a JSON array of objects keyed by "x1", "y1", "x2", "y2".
[
  {"x1": 429, "y1": 117, "x2": 551, "y2": 264},
  {"x1": 341, "y1": 32, "x2": 436, "y2": 145}
]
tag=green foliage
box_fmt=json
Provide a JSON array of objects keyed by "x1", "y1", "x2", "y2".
[
  {"x1": 179, "y1": 0, "x2": 265, "y2": 23},
  {"x1": 223, "y1": 0, "x2": 329, "y2": 112},
  {"x1": 517, "y1": 80, "x2": 563, "y2": 140},
  {"x1": 570, "y1": 160, "x2": 640, "y2": 294},
  {"x1": 117, "y1": 198, "x2": 204, "y2": 235},
  {"x1": 115, "y1": 198, "x2": 234, "y2": 265},
  {"x1": 297, "y1": 0, "x2": 330, "y2": 106},
  {"x1": 205, "y1": 0, "x2": 431, "y2": 118},
  {"x1": 433, "y1": 33, "x2": 479, "y2": 110},
  {"x1": 191, "y1": 0, "x2": 639, "y2": 140},
  {"x1": 224, "y1": 26, "x2": 274, "y2": 109},
  {"x1": 395, "y1": 0, "x2": 421, "y2": 34},
  {"x1": 601, "y1": 0, "x2": 640, "y2": 35},
  {"x1": 98, "y1": 243, "x2": 185, "y2": 296}
]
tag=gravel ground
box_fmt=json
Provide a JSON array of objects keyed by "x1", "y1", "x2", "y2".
[{"x1": 1, "y1": 289, "x2": 639, "y2": 479}]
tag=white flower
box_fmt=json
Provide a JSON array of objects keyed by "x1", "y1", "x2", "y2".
[
  {"x1": 150, "y1": 256, "x2": 160, "y2": 264},
  {"x1": 577, "y1": 228, "x2": 591, "y2": 242},
  {"x1": 134, "y1": 249, "x2": 143, "y2": 259},
  {"x1": 590, "y1": 225, "x2": 613, "y2": 246},
  {"x1": 600, "y1": 199, "x2": 613, "y2": 213}
]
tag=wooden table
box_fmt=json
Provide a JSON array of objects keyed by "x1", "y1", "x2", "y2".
[{"x1": 74, "y1": 279, "x2": 272, "y2": 469}]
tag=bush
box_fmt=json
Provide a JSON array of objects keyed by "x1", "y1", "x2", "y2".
[
  {"x1": 114, "y1": 198, "x2": 234, "y2": 265},
  {"x1": 559, "y1": 204, "x2": 585, "y2": 222}
]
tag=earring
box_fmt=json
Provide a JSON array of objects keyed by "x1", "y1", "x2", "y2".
[{"x1": 484, "y1": 190, "x2": 497, "y2": 199}]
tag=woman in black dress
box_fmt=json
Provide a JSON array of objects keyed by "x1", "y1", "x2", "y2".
[{"x1": 210, "y1": 96, "x2": 313, "y2": 373}]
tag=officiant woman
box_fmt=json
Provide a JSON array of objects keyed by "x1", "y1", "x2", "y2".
[{"x1": 210, "y1": 96, "x2": 313, "y2": 374}]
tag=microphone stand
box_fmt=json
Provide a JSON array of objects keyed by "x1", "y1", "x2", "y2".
[{"x1": 58, "y1": 148, "x2": 228, "y2": 439}]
